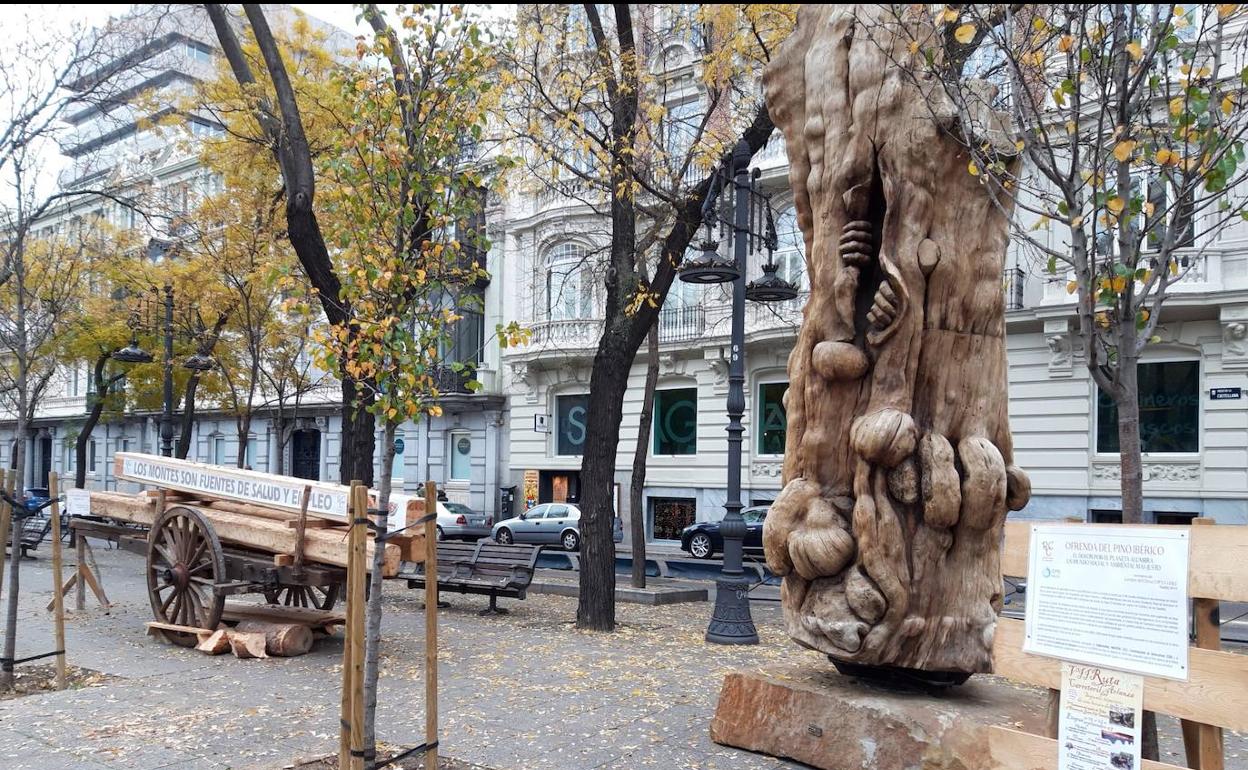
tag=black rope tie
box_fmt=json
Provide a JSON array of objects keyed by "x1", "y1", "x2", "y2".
[
  {"x1": 377, "y1": 740, "x2": 439, "y2": 767},
  {"x1": 0, "y1": 649, "x2": 66, "y2": 670}
]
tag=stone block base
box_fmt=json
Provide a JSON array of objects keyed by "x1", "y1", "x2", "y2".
[{"x1": 711, "y1": 662, "x2": 1048, "y2": 770}]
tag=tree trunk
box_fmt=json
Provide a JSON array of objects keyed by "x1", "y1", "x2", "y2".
[
  {"x1": 629, "y1": 323, "x2": 659, "y2": 589},
  {"x1": 175, "y1": 374, "x2": 202, "y2": 460},
  {"x1": 76, "y1": 352, "x2": 120, "y2": 488},
  {"x1": 341, "y1": 377, "x2": 376, "y2": 486},
  {"x1": 1, "y1": 409, "x2": 26, "y2": 691},
  {"x1": 236, "y1": 414, "x2": 253, "y2": 469},
  {"x1": 361, "y1": 419, "x2": 394, "y2": 762},
  {"x1": 1116, "y1": 353, "x2": 1144, "y2": 523}
]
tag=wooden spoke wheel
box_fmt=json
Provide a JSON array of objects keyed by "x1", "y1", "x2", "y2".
[
  {"x1": 146, "y1": 506, "x2": 226, "y2": 646},
  {"x1": 264, "y1": 583, "x2": 340, "y2": 610}
]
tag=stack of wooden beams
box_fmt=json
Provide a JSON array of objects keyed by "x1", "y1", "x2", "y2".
[{"x1": 88, "y1": 455, "x2": 426, "y2": 576}]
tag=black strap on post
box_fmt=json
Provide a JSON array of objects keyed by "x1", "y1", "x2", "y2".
[
  {"x1": 0, "y1": 649, "x2": 66, "y2": 671},
  {"x1": 375, "y1": 740, "x2": 439, "y2": 767},
  {"x1": 375, "y1": 511, "x2": 437, "y2": 542}
]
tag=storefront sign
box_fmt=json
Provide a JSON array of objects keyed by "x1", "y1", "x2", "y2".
[
  {"x1": 523, "y1": 469, "x2": 538, "y2": 510},
  {"x1": 64, "y1": 488, "x2": 91, "y2": 518},
  {"x1": 557, "y1": 395, "x2": 589, "y2": 455},
  {"x1": 1209, "y1": 387, "x2": 1242, "y2": 400},
  {"x1": 1058, "y1": 662, "x2": 1143, "y2": 770},
  {"x1": 394, "y1": 437, "x2": 405, "y2": 455},
  {"x1": 534, "y1": 414, "x2": 550, "y2": 433},
  {"x1": 1024, "y1": 524, "x2": 1190, "y2": 680}
]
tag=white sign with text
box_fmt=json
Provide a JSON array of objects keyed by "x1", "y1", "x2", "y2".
[
  {"x1": 1024, "y1": 524, "x2": 1190, "y2": 680},
  {"x1": 64, "y1": 488, "x2": 92, "y2": 518},
  {"x1": 1058, "y1": 662, "x2": 1143, "y2": 770}
]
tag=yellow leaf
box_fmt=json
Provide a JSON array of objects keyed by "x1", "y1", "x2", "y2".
[
  {"x1": 1143, "y1": 201, "x2": 1156, "y2": 217},
  {"x1": 1140, "y1": 269, "x2": 1153, "y2": 284},
  {"x1": 1217, "y1": 4, "x2": 1240, "y2": 19},
  {"x1": 954, "y1": 23, "x2": 976, "y2": 44},
  {"x1": 1112, "y1": 140, "x2": 1136, "y2": 162},
  {"x1": 939, "y1": 8, "x2": 960, "y2": 23},
  {"x1": 1066, "y1": 280, "x2": 1078, "y2": 294},
  {"x1": 1169, "y1": 96, "x2": 1185, "y2": 116},
  {"x1": 1032, "y1": 17, "x2": 1047, "y2": 31},
  {"x1": 1223, "y1": 95, "x2": 1235, "y2": 115},
  {"x1": 908, "y1": 40, "x2": 920, "y2": 55},
  {"x1": 1170, "y1": 260, "x2": 1179, "y2": 276},
  {"x1": 1107, "y1": 196, "x2": 1125, "y2": 216},
  {"x1": 1155, "y1": 148, "x2": 1177, "y2": 165},
  {"x1": 1126, "y1": 41, "x2": 1143, "y2": 61},
  {"x1": 1112, "y1": 275, "x2": 1127, "y2": 292},
  {"x1": 1058, "y1": 35, "x2": 1074, "y2": 53},
  {"x1": 968, "y1": 160, "x2": 980, "y2": 176},
  {"x1": 1065, "y1": 120, "x2": 1077, "y2": 134},
  {"x1": 1015, "y1": 139, "x2": 1025, "y2": 152}
]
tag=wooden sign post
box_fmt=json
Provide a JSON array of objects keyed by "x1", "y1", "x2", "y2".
[
  {"x1": 47, "y1": 473, "x2": 67, "y2": 689},
  {"x1": 424, "y1": 480, "x2": 439, "y2": 770}
]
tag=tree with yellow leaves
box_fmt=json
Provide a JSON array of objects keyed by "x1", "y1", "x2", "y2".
[
  {"x1": 500, "y1": 4, "x2": 796, "y2": 631},
  {"x1": 887, "y1": 4, "x2": 1248, "y2": 525}
]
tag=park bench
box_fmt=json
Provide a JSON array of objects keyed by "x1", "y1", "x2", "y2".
[{"x1": 403, "y1": 540, "x2": 541, "y2": 615}]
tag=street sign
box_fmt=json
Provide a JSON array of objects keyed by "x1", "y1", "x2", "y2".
[
  {"x1": 1210, "y1": 387, "x2": 1242, "y2": 400},
  {"x1": 534, "y1": 413, "x2": 550, "y2": 433},
  {"x1": 394, "y1": 437, "x2": 406, "y2": 455}
]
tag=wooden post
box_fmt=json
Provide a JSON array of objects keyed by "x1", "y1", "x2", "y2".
[
  {"x1": 75, "y1": 535, "x2": 86, "y2": 611},
  {"x1": 0, "y1": 469, "x2": 10, "y2": 599},
  {"x1": 349, "y1": 483, "x2": 367, "y2": 770},
  {"x1": 293, "y1": 485, "x2": 311, "y2": 577},
  {"x1": 48, "y1": 473, "x2": 67, "y2": 689},
  {"x1": 340, "y1": 481, "x2": 360, "y2": 770},
  {"x1": 424, "y1": 480, "x2": 439, "y2": 770},
  {"x1": 1180, "y1": 518, "x2": 1224, "y2": 770}
]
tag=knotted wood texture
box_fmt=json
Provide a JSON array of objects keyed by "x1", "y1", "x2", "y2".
[{"x1": 762, "y1": 5, "x2": 1030, "y2": 675}]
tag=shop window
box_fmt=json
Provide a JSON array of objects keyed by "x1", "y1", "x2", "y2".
[
  {"x1": 450, "y1": 431, "x2": 472, "y2": 481},
  {"x1": 653, "y1": 387, "x2": 697, "y2": 455},
  {"x1": 757, "y1": 382, "x2": 788, "y2": 455},
  {"x1": 556, "y1": 394, "x2": 589, "y2": 456},
  {"x1": 1155, "y1": 511, "x2": 1198, "y2": 525},
  {"x1": 650, "y1": 497, "x2": 696, "y2": 541},
  {"x1": 1096, "y1": 361, "x2": 1199, "y2": 453}
]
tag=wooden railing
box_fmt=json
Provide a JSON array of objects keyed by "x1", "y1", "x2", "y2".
[{"x1": 992, "y1": 519, "x2": 1248, "y2": 770}]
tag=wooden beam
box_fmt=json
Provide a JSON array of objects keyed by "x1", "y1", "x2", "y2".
[
  {"x1": 1179, "y1": 518, "x2": 1225, "y2": 770},
  {"x1": 48, "y1": 472, "x2": 67, "y2": 690}
]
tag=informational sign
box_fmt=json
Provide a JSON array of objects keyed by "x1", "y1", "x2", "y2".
[
  {"x1": 522, "y1": 469, "x2": 538, "y2": 510},
  {"x1": 1058, "y1": 663, "x2": 1143, "y2": 770},
  {"x1": 1209, "y1": 387, "x2": 1242, "y2": 401},
  {"x1": 534, "y1": 413, "x2": 550, "y2": 433},
  {"x1": 1024, "y1": 524, "x2": 1190, "y2": 679},
  {"x1": 64, "y1": 488, "x2": 91, "y2": 518},
  {"x1": 394, "y1": 437, "x2": 405, "y2": 455}
]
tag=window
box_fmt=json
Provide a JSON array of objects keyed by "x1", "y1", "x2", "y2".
[
  {"x1": 556, "y1": 395, "x2": 590, "y2": 456},
  {"x1": 662, "y1": 99, "x2": 703, "y2": 174},
  {"x1": 650, "y1": 497, "x2": 696, "y2": 541},
  {"x1": 653, "y1": 387, "x2": 697, "y2": 455},
  {"x1": 545, "y1": 243, "x2": 594, "y2": 321},
  {"x1": 773, "y1": 207, "x2": 806, "y2": 291},
  {"x1": 184, "y1": 40, "x2": 213, "y2": 64},
  {"x1": 547, "y1": 504, "x2": 570, "y2": 520},
  {"x1": 757, "y1": 382, "x2": 788, "y2": 455},
  {"x1": 743, "y1": 508, "x2": 767, "y2": 524},
  {"x1": 212, "y1": 436, "x2": 228, "y2": 466},
  {"x1": 450, "y1": 431, "x2": 472, "y2": 481},
  {"x1": 243, "y1": 436, "x2": 259, "y2": 469},
  {"x1": 1096, "y1": 361, "x2": 1199, "y2": 453},
  {"x1": 89, "y1": 440, "x2": 97, "y2": 472}
]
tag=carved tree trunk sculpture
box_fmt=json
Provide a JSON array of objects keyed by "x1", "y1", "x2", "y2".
[{"x1": 762, "y1": 5, "x2": 1031, "y2": 676}]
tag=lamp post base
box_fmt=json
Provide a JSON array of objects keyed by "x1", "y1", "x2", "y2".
[{"x1": 705, "y1": 576, "x2": 759, "y2": 645}]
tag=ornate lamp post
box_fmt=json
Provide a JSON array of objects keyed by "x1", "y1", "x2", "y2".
[
  {"x1": 112, "y1": 284, "x2": 216, "y2": 457},
  {"x1": 680, "y1": 139, "x2": 797, "y2": 645}
]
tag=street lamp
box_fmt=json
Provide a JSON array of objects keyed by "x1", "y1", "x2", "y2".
[
  {"x1": 680, "y1": 138, "x2": 797, "y2": 645},
  {"x1": 112, "y1": 284, "x2": 215, "y2": 457}
]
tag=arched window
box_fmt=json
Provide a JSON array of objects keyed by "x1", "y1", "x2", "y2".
[{"x1": 545, "y1": 243, "x2": 595, "y2": 320}]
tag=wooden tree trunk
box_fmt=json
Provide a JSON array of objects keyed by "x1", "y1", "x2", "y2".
[
  {"x1": 361, "y1": 420, "x2": 394, "y2": 761},
  {"x1": 234, "y1": 620, "x2": 313, "y2": 656},
  {"x1": 761, "y1": 5, "x2": 1030, "y2": 675},
  {"x1": 1115, "y1": 351, "x2": 1144, "y2": 523},
  {"x1": 629, "y1": 323, "x2": 659, "y2": 590}
]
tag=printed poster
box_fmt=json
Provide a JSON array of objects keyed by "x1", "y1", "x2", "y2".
[
  {"x1": 1024, "y1": 524, "x2": 1190, "y2": 679},
  {"x1": 1058, "y1": 663, "x2": 1143, "y2": 770}
]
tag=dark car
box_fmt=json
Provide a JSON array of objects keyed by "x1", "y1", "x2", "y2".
[{"x1": 679, "y1": 505, "x2": 767, "y2": 559}]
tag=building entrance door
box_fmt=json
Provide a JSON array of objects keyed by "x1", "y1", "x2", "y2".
[
  {"x1": 36, "y1": 435, "x2": 52, "y2": 489},
  {"x1": 291, "y1": 429, "x2": 321, "y2": 481}
]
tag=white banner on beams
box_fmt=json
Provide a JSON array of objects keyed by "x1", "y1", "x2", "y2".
[{"x1": 114, "y1": 452, "x2": 410, "y2": 532}]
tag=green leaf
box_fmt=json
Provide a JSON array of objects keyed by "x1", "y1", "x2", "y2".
[{"x1": 1046, "y1": 255, "x2": 1058, "y2": 274}]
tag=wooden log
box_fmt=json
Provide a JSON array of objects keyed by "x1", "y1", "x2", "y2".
[
  {"x1": 146, "y1": 620, "x2": 215, "y2": 642},
  {"x1": 229, "y1": 630, "x2": 268, "y2": 659},
  {"x1": 90, "y1": 493, "x2": 404, "y2": 575},
  {"x1": 196, "y1": 629, "x2": 232, "y2": 655},
  {"x1": 203, "y1": 499, "x2": 297, "y2": 522},
  {"x1": 48, "y1": 473, "x2": 67, "y2": 690},
  {"x1": 285, "y1": 517, "x2": 337, "y2": 529},
  {"x1": 273, "y1": 554, "x2": 294, "y2": 567},
  {"x1": 75, "y1": 535, "x2": 85, "y2": 611},
  {"x1": 235, "y1": 620, "x2": 313, "y2": 657},
  {"x1": 222, "y1": 601, "x2": 344, "y2": 628}
]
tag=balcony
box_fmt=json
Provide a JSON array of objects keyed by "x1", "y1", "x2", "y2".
[
  {"x1": 1040, "y1": 249, "x2": 1224, "y2": 306},
  {"x1": 658, "y1": 305, "x2": 705, "y2": 342},
  {"x1": 1004, "y1": 267, "x2": 1026, "y2": 311}
]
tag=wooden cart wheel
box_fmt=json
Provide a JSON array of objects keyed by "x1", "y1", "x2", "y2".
[
  {"x1": 264, "y1": 583, "x2": 340, "y2": 610},
  {"x1": 146, "y1": 506, "x2": 226, "y2": 646}
]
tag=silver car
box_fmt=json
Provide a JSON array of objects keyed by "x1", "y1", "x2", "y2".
[
  {"x1": 436, "y1": 501, "x2": 492, "y2": 541},
  {"x1": 491, "y1": 503, "x2": 623, "y2": 551}
]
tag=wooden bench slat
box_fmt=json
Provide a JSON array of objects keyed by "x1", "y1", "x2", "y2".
[
  {"x1": 987, "y1": 726, "x2": 1187, "y2": 770},
  {"x1": 1002, "y1": 520, "x2": 1248, "y2": 602},
  {"x1": 993, "y1": 618, "x2": 1248, "y2": 733}
]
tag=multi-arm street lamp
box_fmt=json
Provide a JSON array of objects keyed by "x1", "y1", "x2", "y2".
[
  {"x1": 112, "y1": 284, "x2": 215, "y2": 457},
  {"x1": 680, "y1": 139, "x2": 797, "y2": 645}
]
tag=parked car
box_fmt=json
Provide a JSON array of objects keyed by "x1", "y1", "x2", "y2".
[
  {"x1": 679, "y1": 505, "x2": 768, "y2": 559},
  {"x1": 491, "y1": 503, "x2": 623, "y2": 551},
  {"x1": 435, "y1": 501, "x2": 492, "y2": 541}
]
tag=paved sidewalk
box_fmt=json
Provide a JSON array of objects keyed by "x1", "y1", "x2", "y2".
[{"x1": 1, "y1": 542, "x2": 1244, "y2": 769}]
